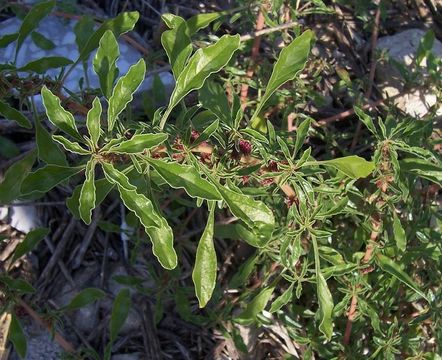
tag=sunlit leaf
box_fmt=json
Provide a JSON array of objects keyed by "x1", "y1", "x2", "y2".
[{"x1": 192, "y1": 205, "x2": 217, "y2": 308}]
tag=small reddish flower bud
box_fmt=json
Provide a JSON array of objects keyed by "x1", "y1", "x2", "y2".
[
  {"x1": 239, "y1": 139, "x2": 252, "y2": 155},
  {"x1": 190, "y1": 130, "x2": 200, "y2": 142},
  {"x1": 242, "y1": 175, "x2": 250, "y2": 185},
  {"x1": 285, "y1": 196, "x2": 298, "y2": 208},
  {"x1": 173, "y1": 136, "x2": 184, "y2": 151},
  {"x1": 267, "y1": 160, "x2": 278, "y2": 172}
]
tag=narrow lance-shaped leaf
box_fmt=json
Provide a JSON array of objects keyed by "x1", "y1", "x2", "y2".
[
  {"x1": 107, "y1": 133, "x2": 168, "y2": 154},
  {"x1": 312, "y1": 235, "x2": 334, "y2": 340},
  {"x1": 251, "y1": 30, "x2": 313, "y2": 131},
  {"x1": 0, "y1": 33, "x2": 18, "y2": 48},
  {"x1": 376, "y1": 253, "x2": 428, "y2": 301},
  {"x1": 15, "y1": 0, "x2": 55, "y2": 59},
  {"x1": 41, "y1": 86, "x2": 82, "y2": 141},
  {"x1": 199, "y1": 80, "x2": 231, "y2": 126},
  {"x1": 0, "y1": 150, "x2": 36, "y2": 204},
  {"x1": 269, "y1": 283, "x2": 294, "y2": 313},
  {"x1": 161, "y1": 34, "x2": 241, "y2": 128},
  {"x1": 148, "y1": 159, "x2": 222, "y2": 200},
  {"x1": 63, "y1": 288, "x2": 106, "y2": 311},
  {"x1": 9, "y1": 313, "x2": 27, "y2": 359},
  {"x1": 74, "y1": 16, "x2": 95, "y2": 53},
  {"x1": 11, "y1": 227, "x2": 49, "y2": 265},
  {"x1": 78, "y1": 12, "x2": 139, "y2": 62},
  {"x1": 79, "y1": 159, "x2": 97, "y2": 224},
  {"x1": 21, "y1": 165, "x2": 84, "y2": 195},
  {"x1": 214, "y1": 184, "x2": 275, "y2": 247},
  {"x1": 161, "y1": 14, "x2": 192, "y2": 79},
  {"x1": 101, "y1": 162, "x2": 177, "y2": 269},
  {"x1": 52, "y1": 135, "x2": 91, "y2": 155},
  {"x1": 18, "y1": 57, "x2": 73, "y2": 73},
  {"x1": 31, "y1": 31, "x2": 55, "y2": 50},
  {"x1": 93, "y1": 30, "x2": 120, "y2": 98},
  {"x1": 35, "y1": 117, "x2": 67, "y2": 166},
  {"x1": 313, "y1": 156, "x2": 375, "y2": 179},
  {"x1": 400, "y1": 158, "x2": 442, "y2": 186},
  {"x1": 0, "y1": 100, "x2": 32, "y2": 129},
  {"x1": 67, "y1": 178, "x2": 113, "y2": 219},
  {"x1": 110, "y1": 288, "x2": 131, "y2": 342},
  {"x1": 294, "y1": 118, "x2": 311, "y2": 157},
  {"x1": 186, "y1": 12, "x2": 223, "y2": 35},
  {"x1": 87, "y1": 97, "x2": 102, "y2": 149},
  {"x1": 354, "y1": 106, "x2": 376, "y2": 135},
  {"x1": 108, "y1": 59, "x2": 146, "y2": 131},
  {"x1": 393, "y1": 213, "x2": 406, "y2": 252},
  {"x1": 235, "y1": 286, "x2": 274, "y2": 325},
  {"x1": 193, "y1": 205, "x2": 217, "y2": 307}
]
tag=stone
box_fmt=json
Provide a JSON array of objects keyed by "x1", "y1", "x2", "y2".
[
  {"x1": 0, "y1": 16, "x2": 174, "y2": 111},
  {"x1": 376, "y1": 28, "x2": 442, "y2": 118}
]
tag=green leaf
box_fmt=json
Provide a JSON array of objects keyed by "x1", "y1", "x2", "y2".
[
  {"x1": 67, "y1": 178, "x2": 113, "y2": 219},
  {"x1": 199, "y1": 80, "x2": 231, "y2": 126},
  {"x1": 1, "y1": 276, "x2": 35, "y2": 294},
  {"x1": 162, "y1": 34, "x2": 240, "y2": 127},
  {"x1": 35, "y1": 118, "x2": 67, "y2": 166},
  {"x1": 235, "y1": 287, "x2": 274, "y2": 325},
  {"x1": 376, "y1": 253, "x2": 428, "y2": 301},
  {"x1": 86, "y1": 97, "x2": 102, "y2": 149},
  {"x1": 147, "y1": 159, "x2": 222, "y2": 200},
  {"x1": 417, "y1": 30, "x2": 435, "y2": 65},
  {"x1": 251, "y1": 30, "x2": 313, "y2": 130},
  {"x1": 11, "y1": 228, "x2": 49, "y2": 264},
  {"x1": 316, "y1": 156, "x2": 375, "y2": 179},
  {"x1": 393, "y1": 213, "x2": 406, "y2": 252},
  {"x1": 41, "y1": 86, "x2": 82, "y2": 141},
  {"x1": 107, "y1": 133, "x2": 167, "y2": 154},
  {"x1": 192, "y1": 205, "x2": 217, "y2": 308},
  {"x1": 9, "y1": 313, "x2": 27, "y2": 359},
  {"x1": 109, "y1": 288, "x2": 131, "y2": 342},
  {"x1": 64, "y1": 288, "x2": 106, "y2": 311},
  {"x1": 186, "y1": 12, "x2": 222, "y2": 35},
  {"x1": 400, "y1": 158, "x2": 442, "y2": 185},
  {"x1": 79, "y1": 159, "x2": 97, "y2": 224},
  {"x1": 0, "y1": 150, "x2": 36, "y2": 204},
  {"x1": 312, "y1": 235, "x2": 334, "y2": 340},
  {"x1": 18, "y1": 56, "x2": 72, "y2": 73},
  {"x1": 354, "y1": 106, "x2": 376, "y2": 135},
  {"x1": 215, "y1": 223, "x2": 264, "y2": 248},
  {"x1": 191, "y1": 119, "x2": 219, "y2": 147},
  {"x1": 294, "y1": 118, "x2": 311, "y2": 157},
  {"x1": 15, "y1": 0, "x2": 55, "y2": 59},
  {"x1": 0, "y1": 100, "x2": 32, "y2": 129},
  {"x1": 74, "y1": 15, "x2": 95, "y2": 53},
  {"x1": 0, "y1": 136, "x2": 20, "y2": 158},
  {"x1": 78, "y1": 11, "x2": 139, "y2": 62},
  {"x1": 0, "y1": 33, "x2": 18, "y2": 48},
  {"x1": 214, "y1": 185, "x2": 275, "y2": 246},
  {"x1": 161, "y1": 14, "x2": 192, "y2": 79},
  {"x1": 269, "y1": 284, "x2": 294, "y2": 313},
  {"x1": 101, "y1": 162, "x2": 177, "y2": 269},
  {"x1": 31, "y1": 31, "x2": 55, "y2": 50},
  {"x1": 52, "y1": 135, "x2": 91, "y2": 155},
  {"x1": 93, "y1": 30, "x2": 120, "y2": 98},
  {"x1": 21, "y1": 165, "x2": 84, "y2": 195},
  {"x1": 107, "y1": 59, "x2": 146, "y2": 131}
]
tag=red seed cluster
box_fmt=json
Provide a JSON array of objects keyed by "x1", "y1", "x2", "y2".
[
  {"x1": 190, "y1": 129, "x2": 200, "y2": 142},
  {"x1": 239, "y1": 139, "x2": 252, "y2": 155}
]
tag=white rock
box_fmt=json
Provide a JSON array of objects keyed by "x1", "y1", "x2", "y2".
[
  {"x1": 377, "y1": 28, "x2": 442, "y2": 118},
  {"x1": 9, "y1": 203, "x2": 41, "y2": 233},
  {"x1": 377, "y1": 28, "x2": 442, "y2": 66}
]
